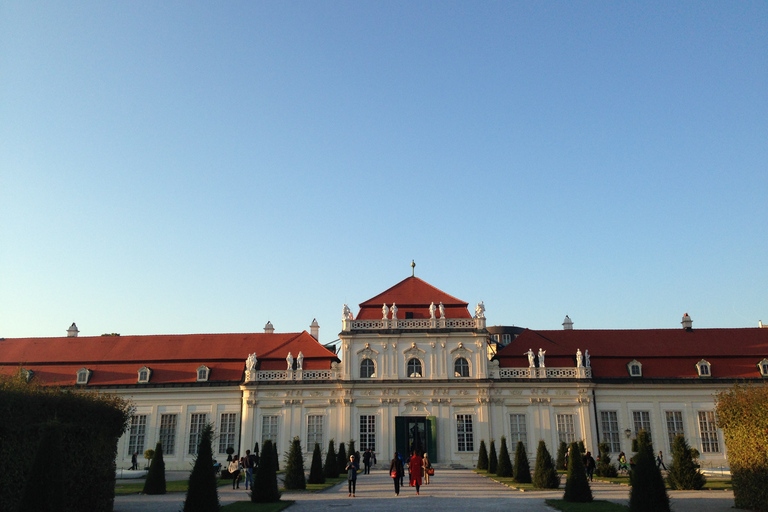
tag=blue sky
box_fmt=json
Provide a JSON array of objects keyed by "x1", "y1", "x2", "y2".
[{"x1": 1, "y1": 1, "x2": 766, "y2": 340}]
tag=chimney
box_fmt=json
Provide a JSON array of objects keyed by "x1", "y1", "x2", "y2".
[
  {"x1": 264, "y1": 321, "x2": 274, "y2": 334},
  {"x1": 310, "y1": 318, "x2": 320, "y2": 340},
  {"x1": 681, "y1": 313, "x2": 693, "y2": 331},
  {"x1": 67, "y1": 322, "x2": 79, "y2": 337},
  {"x1": 562, "y1": 315, "x2": 573, "y2": 330}
]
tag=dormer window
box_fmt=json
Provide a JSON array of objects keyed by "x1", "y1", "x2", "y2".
[
  {"x1": 696, "y1": 359, "x2": 711, "y2": 378},
  {"x1": 407, "y1": 358, "x2": 422, "y2": 378},
  {"x1": 196, "y1": 365, "x2": 210, "y2": 382},
  {"x1": 758, "y1": 359, "x2": 768, "y2": 377},
  {"x1": 21, "y1": 368, "x2": 34, "y2": 383},
  {"x1": 454, "y1": 357, "x2": 470, "y2": 378},
  {"x1": 627, "y1": 360, "x2": 642, "y2": 377},
  {"x1": 76, "y1": 367, "x2": 92, "y2": 385},
  {"x1": 137, "y1": 366, "x2": 152, "y2": 384}
]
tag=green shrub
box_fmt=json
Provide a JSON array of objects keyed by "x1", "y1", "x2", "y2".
[
  {"x1": 336, "y1": 443, "x2": 347, "y2": 478},
  {"x1": 477, "y1": 440, "x2": 489, "y2": 470},
  {"x1": 308, "y1": 442, "x2": 325, "y2": 484},
  {"x1": 628, "y1": 430, "x2": 669, "y2": 512},
  {"x1": 183, "y1": 424, "x2": 220, "y2": 512},
  {"x1": 596, "y1": 441, "x2": 618, "y2": 477},
  {"x1": 488, "y1": 440, "x2": 498, "y2": 474},
  {"x1": 143, "y1": 442, "x2": 166, "y2": 494},
  {"x1": 143, "y1": 448, "x2": 155, "y2": 469},
  {"x1": 666, "y1": 435, "x2": 705, "y2": 490},
  {"x1": 533, "y1": 440, "x2": 560, "y2": 489},
  {"x1": 283, "y1": 437, "x2": 306, "y2": 490},
  {"x1": 556, "y1": 441, "x2": 567, "y2": 470},
  {"x1": 514, "y1": 441, "x2": 532, "y2": 483},
  {"x1": 272, "y1": 441, "x2": 279, "y2": 472},
  {"x1": 323, "y1": 439, "x2": 337, "y2": 478},
  {"x1": 496, "y1": 437, "x2": 513, "y2": 477},
  {"x1": 563, "y1": 442, "x2": 592, "y2": 503},
  {"x1": 251, "y1": 440, "x2": 281, "y2": 503}
]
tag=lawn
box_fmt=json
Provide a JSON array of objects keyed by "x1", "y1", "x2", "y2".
[
  {"x1": 115, "y1": 478, "x2": 231, "y2": 495},
  {"x1": 546, "y1": 499, "x2": 629, "y2": 512}
]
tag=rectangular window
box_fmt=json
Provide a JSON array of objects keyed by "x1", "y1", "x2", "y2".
[
  {"x1": 502, "y1": 334, "x2": 511, "y2": 345},
  {"x1": 665, "y1": 411, "x2": 685, "y2": 451},
  {"x1": 128, "y1": 415, "x2": 147, "y2": 456},
  {"x1": 159, "y1": 414, "x2": 177, "y2": 456},
  {"x1": 600, "y1": 411, "x2": 621, "y2": 452},
  {"x1": 457, "y1": 414, "x2": 474, "y2": 452},
  {"x1": 188, "y1": 413, "x2": 208, "y2": 455},
  {"x1": 556, "y1": 414, "x2": 576, "y2": 444},
  {"x1": 262, "y1": 415, "x2": 279, "y2": 448},
  {"x1": 632, "y1": 411, "x2": 652, "y2": 443},
  {"x1": 509, "y1": 414, "x2": 528, "y2": 451},
  {"x1": 218, "y1": 413, "x2": 237, "y2": 454},
  {"x1": 307, "y1": 415, "x2": 323, "y2": 450},
  {"x1": 360, "y1": 415, "x2": 376, "y2": 452},
  {"x1": 698, "y1": 411, "x2": 720, "y2": 453}
]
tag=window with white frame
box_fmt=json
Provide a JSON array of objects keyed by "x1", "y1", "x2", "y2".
[
  {"x1": 695, "y1": 360, "x2": 711, "y2": 377},
  {"x1": 262, "y1": 415, "x2": 279, "y2": 447},
  {"x1": 407, "y1": 358, "x2": 422, "y2": 378},
  {"x1": 128, "y1": 415, "x2": 147, "y2": 456},
  {"x1": 758, "y1": 359, "x2": 768, "y2": 377},
  {"x1": 600, "y1": 411, "x2": 621, "y2": 452},
  {"x1": 456, "y1": 414, "x2": 474, "y2": 452},
  {"x1": 137, "y1": 366, "x2": 151, "y2": 383},
  {"x1": 454, "y1": 357, "x2": 470, "y2": 378},
  {"x1": 360, "y1": 358, "x2": 375, "y2": 378},
  {"x1": 632, "y1": 411, "x2": 652, "y2": 443},
  {"x1": 698, "y1": 411, "x2": 720, "y2": 453},
  {"x1": 665, "y1": 411, "x2": 685, "y2": 451},
  {"x1": 188, "y1": 413, "x2": 208, "y2": 455},
  {"x1": 159, "y1": 414, "x2": 177, "y2": 455},
  {"x1": 307, "y1": 415, "x2": 323, "y2": 450},
  {"x1": 219, "y1": 413, "x2": 237, "y2": 453},
  {"x1": 556, "y1": 414, "x2": 576, "y2": 444},
  {"x1": 197, "y1": 365, "x2": 210, "y2": 382},
  {"x1": 627, "y1": 360, "x2": 642, "y2": 377},
  {"x1": 509, "y1": 414, "x2": 528, "y2": 451},
  {"x1": 502, "y1": 334, "x2": 511, "y2": 345},
  {"x1": 76, "y1": 367, "x2": 91, "y2": 385},
  {"x1": 360, "y1": 415, "x2": 376, "y2": 452}
]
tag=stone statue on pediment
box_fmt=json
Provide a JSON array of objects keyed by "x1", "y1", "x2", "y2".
[
  {"x1": 576, "y1": 348, "x2": 583, "y2": 368},
  {"x1": 297, "y1": 351, "x2": 304, "y2": 370},
  {"x1": 382, "y1": 303, "x2": 389, "y2": 320},
  {"x1": 246, "y1": 353, "x2": 258, "y2": 372},
  {"x1": 525, "y1": 348, "x2": 535, "y2": 368},
  {"x1": 538, "y1": 348, "x2": 546, "y2": 368},
  {"x1": 429, "y1": 302, "x2": 436, "y2": 319},
  {"x1": 342, "y1": 304, "x2": 352, "y2": 320},
  {"x1": 475, "y1": 301, "x2": 485, "y2": 319},
  {"x1": 391, "y1": 303, "x2": 398, "y2": 319},
  {"x1": 585, "y1": 350, "x2": 591, "y2": 368},
  {"x1": 439, "y1": 302, "x2": 445, "y2": 318},
  {"x1": 286, "y1": 352, "x2": 293, "y2": 371}
]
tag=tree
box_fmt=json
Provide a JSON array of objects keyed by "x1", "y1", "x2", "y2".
[
  {"x1": 252, "y1": 442, "x2": 260, "y2": 469},
  {"x1": 477, "y1": 440, "x2": 489, "y2": 470},
  {"x1": 533, "y1": 440, "x2": 560, "y2": 489},
  {"x1": 183, "y1": 423, "x2": 220, "y2": 512},
  {"x1": 563, "y1": 442, "x2": 592, "y2": 503},
  {"x1": 488, "y1": 440, "x2": 498, "y2": 474},
  {"x1": 308, "y1": 442, "x2": 325, "y2": 484},
  {"x1": 514, "y1": 441, "x2": 532, "y2": 483},
  {"x1": 284, "y1": 437, "x2": 306, "y2": 489},
  {"x1": 628, "y1": 430, "x2": 669, "y2": 512},
  {"x1": 18, "y1": 421, "x2": 64, "y2": 512},
  {"x1": 143, "y1": 449, "x2": 155, "y2": 470},
  {"x1": 251, "y1": 440, "x2": 281, "y2": 503},
  {"x1": 716, "y1": 384, "x2": 768, "y2": 511},
  {"x1": 577, "y1": 440, "x2": 586, "y2": 455},
  {"x1": 596, "y1": 441, "x2": 618, "y2": 477},
  {"x1": 556, "y1": 441, "x2": 567, "y2": 470},
  {"x1": 272, "y1": 441, "x2": 279, "y2": 472},
  {"x1": 323, "y1": 439, "x2": 337, "y2": 478},
  {"x1": 666, "y1": 434, "x2": 705, "y2": 490},
  {"x1": 336, "y1": 442, "x2": 347, "y2": 478},
  {"x1": 496, "y1": 436, "x2": 513, "y2": 477},
  {"x1": 143, "y1": 442, "x2": 166, "y2": 495}
]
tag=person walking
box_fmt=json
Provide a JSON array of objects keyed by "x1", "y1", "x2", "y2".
[
  {"x1": 422, "y1": 453, "x2": 432, "y2": 485},
  {"x1": 618, "y1": 451, "x2": 628, "y2": 472},
  {"x1": 345, "y1": 455, "x2": 359, "y2": 497},
  {"x1": 228, "y1": 455, "x2": 242, "y2": 489},
  {"x1": 397, "y1": 452, "x2": 405, "y2": 486},
  {"x1": 131, "y1": 452, "x2": 138, "y2": 470},
  {"x1": 584, "y1": 451, "x2": 596, "y2": 482},
  {"x1": 390, "y1": 452, "x2": 404, "y2": 496},
  {"x1": 363, "y1": 449, "x2": 372, "y2": 474},
  {"x1": 408, "y1": 450, "x2": 423, "y2": 495},
  {"x1": 243, "y1": 449, "x2": 254, "y2": 490},
  {"x1": 656, "y1": 451, "x2": 667, "y2": 470}
]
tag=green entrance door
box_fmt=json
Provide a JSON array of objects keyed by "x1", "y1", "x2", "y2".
[{"x1": 395, "y1": 416, "x2": 437, "y2": 462}]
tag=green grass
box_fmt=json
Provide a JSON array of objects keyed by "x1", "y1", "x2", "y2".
[
  {"x1": 595, "y1": 475, "x2": 732, "y2": 491},
  {"x1": 546, "y1": 499, "x2": 629, "y2": 511},
  {"x1": 114, "y1": 478, "x2": 231, "y2": 495},
  {"x1": 220, "y1": 501, "x2": 294, "y2": 512}
]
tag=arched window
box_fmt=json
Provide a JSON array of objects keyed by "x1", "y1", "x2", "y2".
[
  {"x1": 407, "y1": 358, "x2": 422, "y2": 378},
  {"x1": 196, "y1": 365, "x2": 210, "y2": 382},
  {"x1": 360, "y1": 358, "x2": 375, "y2": 378},
  {"x1": 454, "y1": 357, "x2": 470, "y2": 378}
]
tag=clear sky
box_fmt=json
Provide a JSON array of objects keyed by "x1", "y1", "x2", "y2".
[{"x1": 1, "y1": 1, "x2": 766, "y2": 341}]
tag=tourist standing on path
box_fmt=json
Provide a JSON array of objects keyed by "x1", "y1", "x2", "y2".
[
  {"x1": 345, "y1": 455, "x2": 359, "y2": 497},
  {"x1": 409, "y1": 450, "x2": 423, "y2": 495},
  {"x1": 243, "y1": 449, "x2": 254, "y2": 490},
  {"x1": 390, "y1": 452, "x2": 404, "y2": 496},
  {"x1": 363, "y1": 449, "x2": 372, "y2": 474},
  {"x1": 657, "y1": 451, "x2": 667, "y2": 470},
  {"x1": 423, "y1": 453, "x2": 431, "y2": 485},
  {"x1": 584, "y1": 451, "x2": 596, "y2": 482},
  {"x1": 229, "y1": 455, "x2": 242, "y2": 489}
]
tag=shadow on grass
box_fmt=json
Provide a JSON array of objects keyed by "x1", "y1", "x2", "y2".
[{"x1": 546, "y1": 499, "x2": 629, "y2": 512}]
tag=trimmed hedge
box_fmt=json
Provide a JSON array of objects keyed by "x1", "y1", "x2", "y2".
[{"x1": 477, "y1": 440, "x2": 489, "y2": 470}]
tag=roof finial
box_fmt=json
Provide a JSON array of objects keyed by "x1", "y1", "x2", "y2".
[{"x1": 411, "y1": 260, "x2": 415, "y2": 277}]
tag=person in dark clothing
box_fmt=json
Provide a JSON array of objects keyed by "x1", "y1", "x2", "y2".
[
  {"x1": 363, "y1": 449, "x2": 372, "y2": 474},
  {"x1": 657, "y1": 451, "x2": 667, "y2": 470},
  {"x1": 583, "y1": 451, "x2": 596, "y2": 481},
  {"x1": 345, "y1": 455, "x2": 358, "y2": 497},
  {"x1": 131, "y1": 452, "x2": 138, "y2": 470},
  {"x1": 389, "y1": 452, "x2": 404, "y2": 496},
  {"x1": 397, "y1": 452, "x2": 405, "y2": 486}
]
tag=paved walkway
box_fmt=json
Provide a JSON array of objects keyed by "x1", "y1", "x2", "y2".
[{"x1": 114, "y1": 468, "x2": 741, "y2": 512}]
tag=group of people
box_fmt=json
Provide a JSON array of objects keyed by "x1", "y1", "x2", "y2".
[
  {"x1": 387, "y1": 450, "x2": 432, "y2": 496},
  {"x1": 227, "y1": 449, "x2": 258, "y2": 490}
]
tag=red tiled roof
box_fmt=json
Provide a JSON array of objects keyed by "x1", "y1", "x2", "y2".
[
  {"x1": 496, "y1": 328, "x2": 768, "y2": 379},
  {"x1": 0, "y1": 331, "x2": 338, "y2": 386},
  {"x1": 356, "y1": 276, "x2": 472, "y2": 320}
]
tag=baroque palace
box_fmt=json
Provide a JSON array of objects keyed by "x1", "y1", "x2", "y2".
[{"x1": 2, "y1": 275, "x2": 767, "y2": 470}]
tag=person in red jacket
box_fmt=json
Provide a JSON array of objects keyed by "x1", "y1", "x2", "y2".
[{"x1": 408, "y1": 450, "x2": 423, "y2": 495}]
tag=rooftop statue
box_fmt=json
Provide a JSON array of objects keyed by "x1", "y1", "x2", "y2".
[
  {"x1": 429, "y1": 302, "x2": 436, "y2": 319},
  {"x1": 439, "y1": 302, "x2": 445, "y2": 318},
  {"x1": 585, "y1": 350, "x2": 591, "y2": 368},
  {"x1": 576, "y1": 348, "x2": 583, "y2": 368},
  {"x1": 475, "y1": 301, "x2": 486, "y2": 319},
  {"x1": 246, "y1": 353, "x2": 258, "y2": 372},
  {"x1": 382, "y1": 303, "x2": 389, "y2": 320},
  {"x1": 297, "y1": 351, "x2": 304, "y2": 370},
  {"x1": 391, "y1": 303, "x2": 398, "y2": 319},
  {"x1": 342, "y1": 304, "x2": 352, "y2": 320},
  {"x1": 525, "y1": 348, "x2": 535, "y2": 368},
  {"x1": 538, "y1": 348, "x2": 546, "y2": 368},
  {"x1": 286, "y1": 352, "x2": 293, "y2": 371}
]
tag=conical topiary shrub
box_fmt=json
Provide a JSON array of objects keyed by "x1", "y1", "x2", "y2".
[
  {"x1": 629, "y1": 430, "x2": 670, "y2": 512},
  {"x1": 596, "y1": 441, "x2": 618, "y2": 477},
  {"x1": 488, "y1": 440, "x2": 498, "y2": 474},
  {"x1": 272, "y1": 441, "x2": 279, "y2": 472},
  {"x1": 251, "y1": 440, "x2": 281, "y2": 503},
  {"x1": 308, "y1": 442, "x2": 325, "y2": 484},
  {"x1": 253, "y1": 442, "x2": 260, "y2": 469},
  {"x1": 496, "y1": 436, "x2": 513, "y2": 477},
  {"x1": 323, "y1": 439, "x2": 337, "y2": 478},
  {"x1": 556, "y1": 441, "x2": 567, "y2": 470},
  {"x1": 563, "y1": 442, "x2": 592, "y2": 503},
  {"x1": 284, "y1": 437, "x2": 306, "y2": 489},
  {"x1": 336, "y1": 442, "x2": 347, "y2": 478},
  {"x1": 143, "y1": 442, "x2": 166, "y2": 494},
  {"x1": 183, "y1": 423, "x2": 220, "y2": 512},
  {"x1": 477, "y1": 440, "x2": 489, "y2": 470},
  {"x1": 533, "y1": 440, "x2": 560, "y2": 488},
  {"x1": 514, "y1": 441, "x2": 532, "y2": 483},
  {"x1": 666, "y1": 434, "x2": 705, "y2": 490}
]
